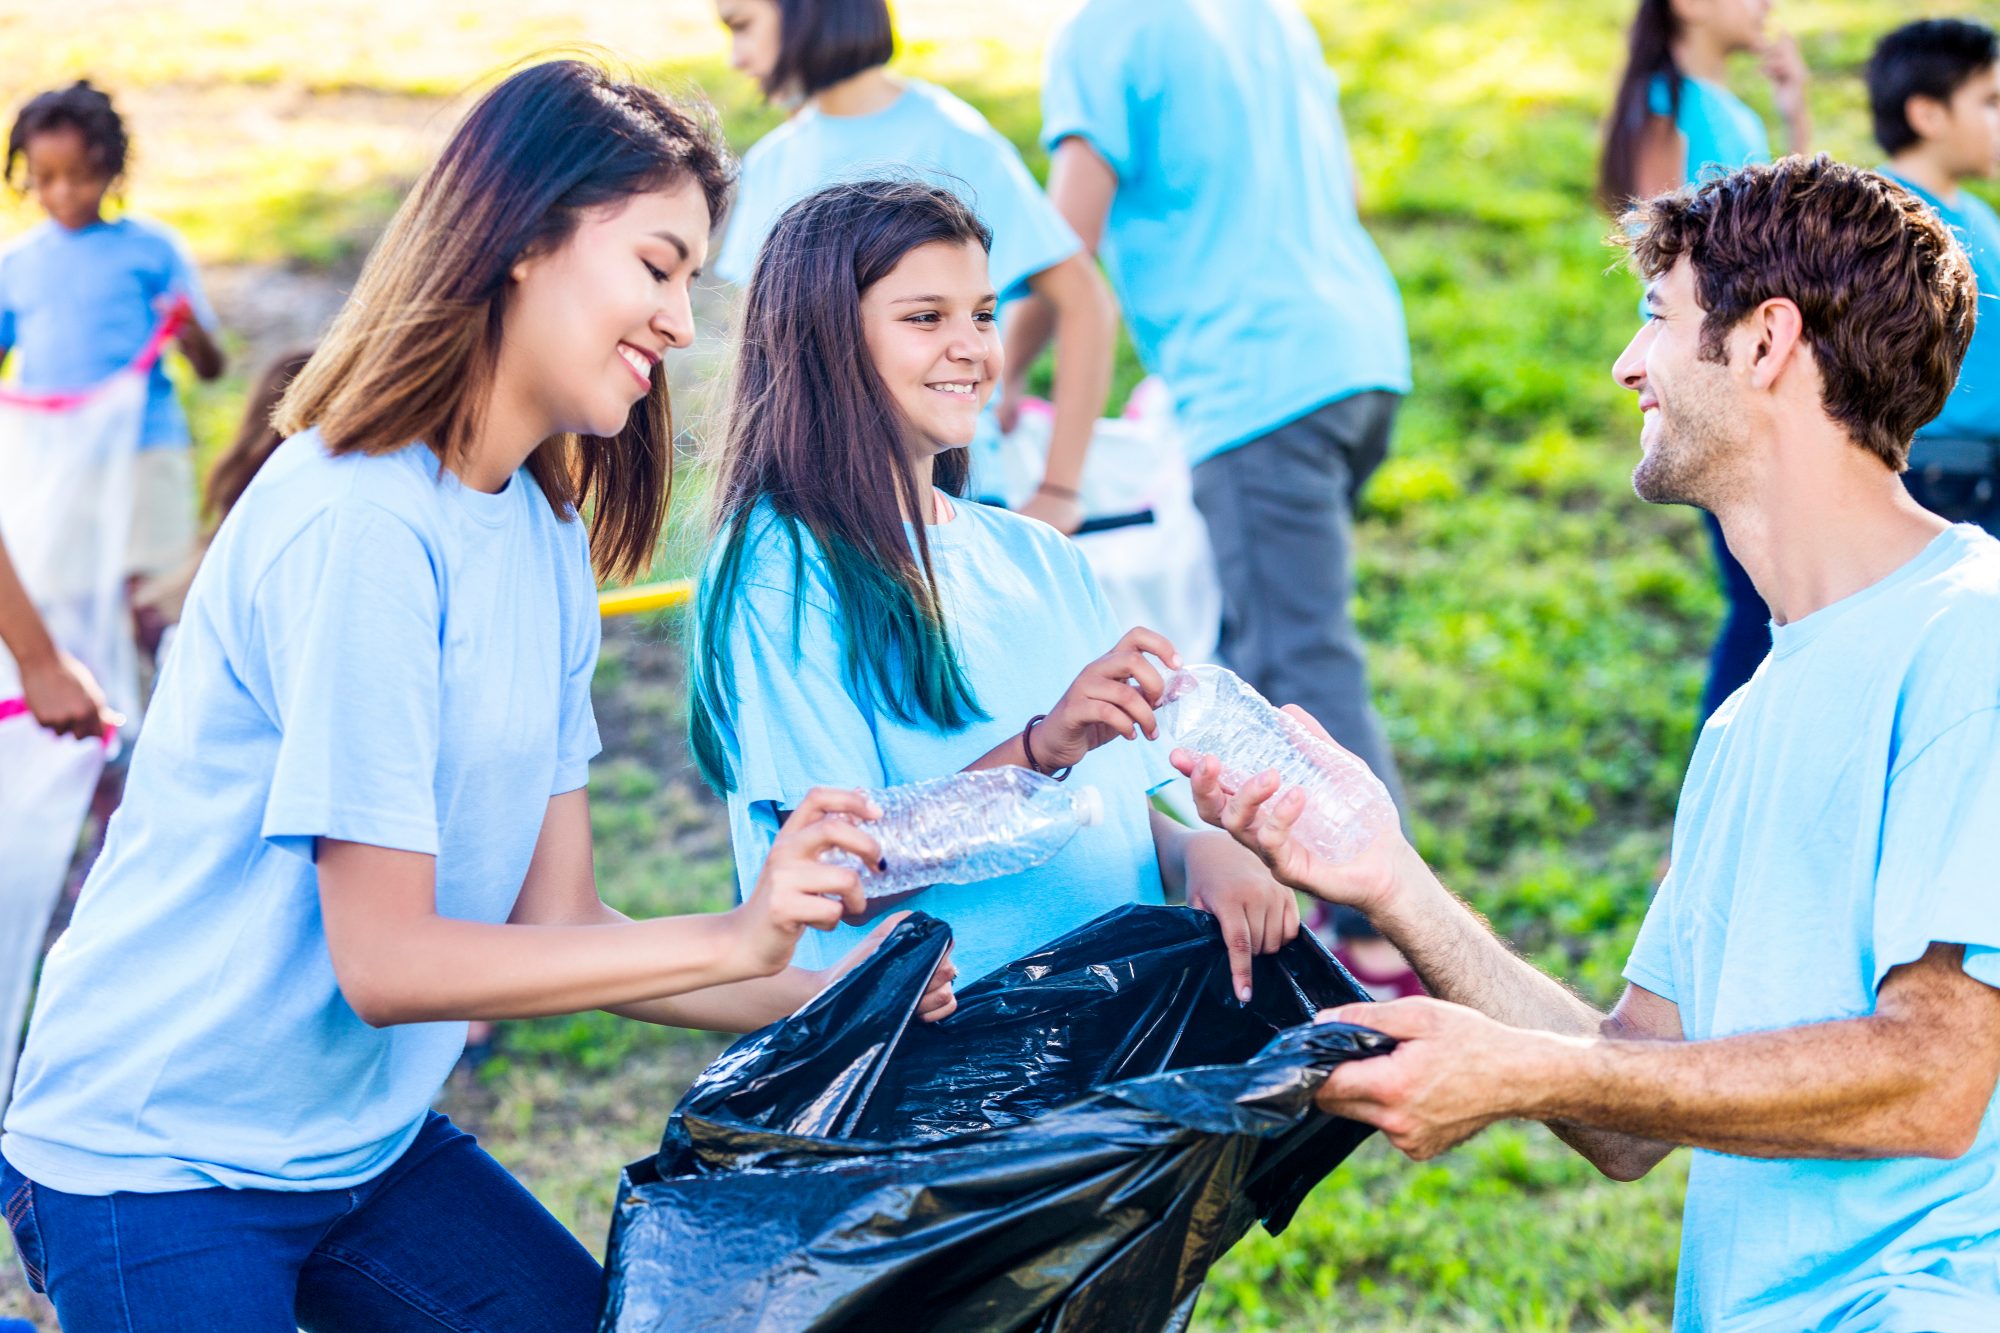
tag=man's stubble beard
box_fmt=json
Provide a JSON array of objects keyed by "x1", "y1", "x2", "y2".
[{"x1": 1632, "y1": 363, "x2": 1750, "y2": 512}]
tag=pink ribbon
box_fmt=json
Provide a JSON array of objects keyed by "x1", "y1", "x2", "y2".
[
  {"x1": 0, "y1": 695, "x2": 119, "y2": 749},
  {"x1": 0, "y1": 302, "x2": 191, "y2": 413}
]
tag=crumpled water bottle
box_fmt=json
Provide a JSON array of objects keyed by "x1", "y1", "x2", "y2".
[
  {"x1": 1154, "y1": 663, "x2": 1396, "y2": 864},
  {"x1": 825, "y1": 768, "x2": 1106, "y2": 898}
]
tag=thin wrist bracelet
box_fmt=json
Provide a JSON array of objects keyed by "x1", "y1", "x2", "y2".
[{"x1": 1022, "y1": 713, "x2": 1074, "y2": 781}]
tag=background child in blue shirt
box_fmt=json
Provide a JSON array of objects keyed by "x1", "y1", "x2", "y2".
[
  {"x1": 1600, "y1": 0, "x2": 1812, "y2": 724},
  {"x1": 712, "y1": 0, "x2": 1116, "y2": 529},
  {"x1": 1871, "y1": 17, "x2": 2000, "y2": 537},
  {"x1": 689, "y1": 177, "x2": 1297, "y2": 994},
  {"x1": 0, "y1": 82, "x2": 226, "y2": 622}
]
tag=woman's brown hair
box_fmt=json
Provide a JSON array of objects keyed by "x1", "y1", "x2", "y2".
[{"x1": 276, "y1": 59, "x2": 734, "y2": 582}]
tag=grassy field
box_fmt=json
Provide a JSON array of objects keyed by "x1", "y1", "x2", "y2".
[{"x1": 1, "y1": 1, "x2": 1981, "y2": 1328}]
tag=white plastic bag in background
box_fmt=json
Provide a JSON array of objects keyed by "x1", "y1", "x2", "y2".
[
  {"x1": 993, "y1": 379, "x2": 1222, "y2": 664},
  {"x1": 0, "y1": 370, "x2": 147, "y2": 723},
  {"x1": 0, "y1": 707, "x2": 106, "y2": 1107}
]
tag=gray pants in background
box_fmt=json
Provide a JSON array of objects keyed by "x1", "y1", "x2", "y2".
[{"x1": 1192, "y1": 390, "x2": 1407, "y2": 818}]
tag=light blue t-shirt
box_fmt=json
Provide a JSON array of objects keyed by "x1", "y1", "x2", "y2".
[
  {"x1": 704, "y1": 499, "x2": 1171, "y2": 983},
  {"x1": 1885, "y1": 173, "x2": 2000, "y2": 446},
  {"x1": 1040, "y1": 0, "x2": 1410, "y2": 465},
  {"x1": 1626, "y1": 525, "x2": 2000, "y2": 1332},
  {"x1": 1, "y1": 430, "x2": 602, "y2": 1194},
  {"x1": 715, "y1": 78, "x2": 1081, "y2": 497},
  {"x1": 1648, "y1": 73, "x2": 1771, "y2": 186},
  {"x1": 0, "y1": 215, "x2": 218, "y2": 449}
]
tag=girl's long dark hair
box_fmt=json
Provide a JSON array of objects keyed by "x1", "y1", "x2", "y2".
[
  {"x1": 689, "y1": 179, "x2": 992, "y2": 794},
  {"x1": 276, "y1": 59, "x2": 735, "y2": 583},
  {"x1": 1600, "y1": 0, "x2": 1682, "y2": 213}
]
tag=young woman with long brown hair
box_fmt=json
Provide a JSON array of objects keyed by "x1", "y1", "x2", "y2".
[{"x1": 0, "y1": 61, "x2": 949, "y2": 1331}]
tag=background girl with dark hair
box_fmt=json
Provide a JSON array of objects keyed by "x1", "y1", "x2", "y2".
[
  {"x1": 1599, "y1": 0, "x2": 1811, "y2": 721},
  {"x1": 689, "y1": 177, "x2": 1296, "y2": 996},
  {"x1": 0, "y1": 62, "x2": 949, "y2": 1331},
  {"x1": 713, "y1": 0, "x2": 1116, "y2": 532}
]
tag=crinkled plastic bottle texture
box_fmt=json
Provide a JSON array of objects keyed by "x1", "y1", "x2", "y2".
[
  {"x1": 1156, "y1": 663, "x2": 1396, "y2": 864},
  {"x1": 822, "y1": 767, "x2": 1104, "y2": 898}
]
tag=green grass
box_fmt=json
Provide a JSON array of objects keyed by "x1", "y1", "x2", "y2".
[{"x1": 2, "y1": 2, "x2": 1981, "y2": 1328}]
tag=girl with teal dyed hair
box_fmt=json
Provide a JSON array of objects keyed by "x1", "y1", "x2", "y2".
[
  {"x1": 1600, "y1": 0, "x2": 1812, "y2": 722},
  {"x1": 689, "y1": 177, "x2": 1299, "y2": 995}
]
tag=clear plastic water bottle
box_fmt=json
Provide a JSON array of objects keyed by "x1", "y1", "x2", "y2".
[
  {"x1": 824, "y1": 768, "x2": 1106, "y2": 898},
  {"x1": 1154, "y1": 663, "x2": 1396, "y2": 864}
]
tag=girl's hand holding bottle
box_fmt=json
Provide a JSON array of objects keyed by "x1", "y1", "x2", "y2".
[
  {"x1": 731, "y1": 786, "x2": 884, "y2": 976},
  {"x1": 1023, "y1": 626, "x2": 1181, "y2": 774},
  {"x1": 732, "y1": 787, "x2": 960, "y2": 1023}
]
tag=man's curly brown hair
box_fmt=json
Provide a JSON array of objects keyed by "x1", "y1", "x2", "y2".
[{"x1": 1619, "y1": 154, "x2": 1977, "y2": 470}]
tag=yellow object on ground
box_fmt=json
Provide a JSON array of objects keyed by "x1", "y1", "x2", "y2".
[{"x1": 597, "y1": 580, "x2": 692, "y2": 617}]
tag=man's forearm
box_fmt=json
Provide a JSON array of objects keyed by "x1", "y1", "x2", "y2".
[
  {"x1": 1365, "y1": 853, "x2": 1684, "y2": 1176},
  {"x1": 1519, "y1": 1012, "x2": 1978, "y2": 1161},
  {"x1": 1373, "y1": 850, "x2": 1604, "y2": 1037},
  {"x1": 1002, "y1": 293, "x2": 1058, "y2": 408}
]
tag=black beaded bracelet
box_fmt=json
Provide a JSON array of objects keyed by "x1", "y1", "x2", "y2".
[{"x1": 1022, "y1": 713, "x2": 1073, "y2": 781}]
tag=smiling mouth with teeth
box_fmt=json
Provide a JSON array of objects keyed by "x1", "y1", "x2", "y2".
[
  {"x1": 618, "y1": 345, "x2": 655, "y2": 381},
  {"x1": 926, "y1": 382, "x2": 976, "y2": 396}
]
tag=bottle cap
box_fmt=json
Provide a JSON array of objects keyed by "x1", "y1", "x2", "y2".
[{"x1": 1073, "y1": 785, "x2": 1104, "y2": 827}]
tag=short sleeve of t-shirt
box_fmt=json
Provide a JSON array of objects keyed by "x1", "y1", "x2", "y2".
[
  {"x1": 723, "y1": 575, "x2": 888, "y2": 868},
  {"x1": 552, "y1": 518, "x2": 601, "y2": 795},
  {"x1": 1645, "y1": 73, "x2": 1674, "y2": 119},
  {"x1": 159, "y1": 222, "x2": 219, "y2": 332},
  {"x1": 961, "y1": 125, "x2": 1081, "y2": 303},
  {"x1": 1040, "y1": 8, "x2": 1142, "y2": 179},
  {"x1": 1874, "y1": 706, "x2": 2000, "y2": 991},
  {"x1": 252, "y1": 501, "x2": 444, "y2": 860},
  {"x1": 1622, "y1": 872, "x2": 1680, "y2": 1002}
]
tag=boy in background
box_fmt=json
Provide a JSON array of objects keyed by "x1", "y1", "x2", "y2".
[{"x1": 1872, "y1": 18, "x2": 2000, "y2": 535}]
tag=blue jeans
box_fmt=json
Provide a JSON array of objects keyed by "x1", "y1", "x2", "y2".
[{"x1": 2, "y1": 1113, "x2": 601, "y2": 1332}]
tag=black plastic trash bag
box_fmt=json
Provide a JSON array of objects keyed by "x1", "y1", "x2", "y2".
[{"x1": 598, "y1": 904, "x2": 1393, "y2": 1333}]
